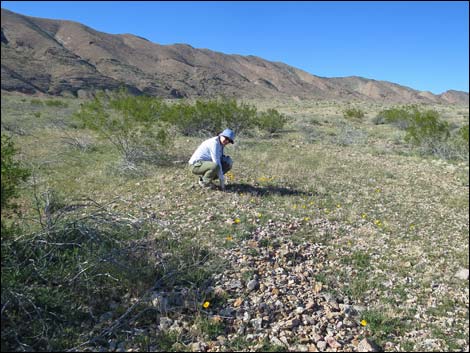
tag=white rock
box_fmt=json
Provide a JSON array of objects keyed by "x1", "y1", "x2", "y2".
[{"x1": 455, "y1": 268, "x2": 469, "y2": 280}]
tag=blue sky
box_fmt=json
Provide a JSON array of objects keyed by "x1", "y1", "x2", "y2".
[{"x1": 2, "y1": 1, "x2": 468, "y2": 94}]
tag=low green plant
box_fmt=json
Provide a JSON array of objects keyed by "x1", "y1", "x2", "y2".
[
  {"x1": 361, "y1": 309, "x2": 407, "y2": 346},
  {"x1": 45, "y1": 99, "x2": 69, "y2": 108},
  {"x1": 343, "y1": 107, "x2": 365, "y2": 121},
  {"x1": 194, "y1": 316, "x2": 226, "y2": 340}
]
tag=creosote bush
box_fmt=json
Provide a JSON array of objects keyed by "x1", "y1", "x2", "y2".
[
  {"x1": 74, "y1": 89, "x2": 170, "y2": 163},
  {"x1": 75, "y1": 92, "x2": 287, "y2": 157},
  {"x1": 343, "y1": 107, "x2": 365, "y2": 121},
  {"x1": 374, "y1": 105, "x2": 468, "y2": 160},
  {"x1": 1, "y1": 135, "x2": 30, "y2": 212},
  {"x1": 256, "y1": 108, "x2": 288, "y2": 134}
]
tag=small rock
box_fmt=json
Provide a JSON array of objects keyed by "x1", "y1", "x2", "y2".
[
  {"x1": 247, "y1": 279, "x2": 259, "y2": 291},
  {"x1": 159, "y1": 317, "x2": 173, "y2": 330},
  {"x1": 190, "y1": 341, "x2": 208, "y2": 352},
  {"x1": 358, "y1": 338, "x2": 381, "y2": 352},
  {"x1": 455, "y1": 268, "x2": 469, "y2": 280},
  {"x1": 316, "y1": 341, "x2": 327, "y2": 351},
  {"x1": 326, "y1": 336, "x2": 342, "y2": 349}
]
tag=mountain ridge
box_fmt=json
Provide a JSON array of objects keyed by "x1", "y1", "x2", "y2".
[{"x1": 1, "y1": 8, "x2": 468, "y2": 105}]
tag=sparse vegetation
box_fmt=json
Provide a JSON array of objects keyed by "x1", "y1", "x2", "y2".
[
  {"x1": 343, "y1": 107, "x2": 366, "y2": 121},
  {"x1": 1, "y1": 94, "x2": 468, "y2": 352}
]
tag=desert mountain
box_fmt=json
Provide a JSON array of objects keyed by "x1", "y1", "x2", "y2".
[{"x1": 1, "y1": 8, "x2": 468, "y2": 105}]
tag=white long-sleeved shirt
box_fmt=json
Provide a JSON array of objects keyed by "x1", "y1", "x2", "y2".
[{"x1": 188, "y1": 136, "x2": 225, "y2": 184}]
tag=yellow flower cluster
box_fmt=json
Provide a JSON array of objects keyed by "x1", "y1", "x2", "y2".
[{"x1": 257, "y1": 176, "x2": 274, "y2": 183}]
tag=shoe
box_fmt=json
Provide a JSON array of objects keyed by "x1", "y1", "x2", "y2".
[{"x1": 198, "y1": 177, "x2": 205, "y2": 187}]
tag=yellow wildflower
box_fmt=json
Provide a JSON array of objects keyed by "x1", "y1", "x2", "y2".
[
  {"x1": 303, "y1": 217, "x2": 310, "y2": 222},
  {"x1": 234, "y1": 218, "x2": 241, "y2": 224},
  {"x1": 226, "y1": 235, "x2": 233, "y2": 241},
  {"x1": 361, "y1": 213, "x2": 367, "y2": 219},
  {"x1": 202, "y1": 301, "x2": 210, "y2": 308},
  {"x1": 360, "y1": 319, "x2": 367, "y2": 326},
  {"x1": 336, "y1": 204, "x2": 341, "y2": 208}
]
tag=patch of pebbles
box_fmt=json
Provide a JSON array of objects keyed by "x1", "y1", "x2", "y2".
[{"x1": 198, "y1": 220, "x2": 382, "y2": 352}]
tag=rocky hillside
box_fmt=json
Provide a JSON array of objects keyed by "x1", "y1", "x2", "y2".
[{"x1": 1, "y1": 8, "x2": 468, "y2": 105}]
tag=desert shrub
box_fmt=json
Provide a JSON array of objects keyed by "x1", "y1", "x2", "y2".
[
  {"x1": 255, "y1": 108, "x2": 288, "y2": 134},
  {"x1": 30, "y1": 99, "x2": 44, "y2": 106},
  {"x1": 1, "y1": 135, "x2": 30, "y2": 212},
  {"x1": 457, "y1": 124, "x2": 469, "y2": 144},
  {"x1": 163, "y1": 98, "x2": 258, "y2": 136},
  {"x1": 163, "y1": 100, "x2": 218, "y2": 136},
  {"x1": 424, "y1": 124, "x2": 469, "y2": 161},
  {"x1": 373, "y1": 106, "x2": 414, "y2": 129},
  {"x1": 74, "y1": 90, "x2": 170, "y2": 163},
  {"x1": 404, "y1": 108, "x2": 450, "y2": 145},
  {"x1": 333, "y1": 123, "x2": 368, "y2": 146},
  {"x1": 343, "y1": 107, "x2": 365, "y2": 121},
  {"x1": 375, "y1": 106, "x2": 463, "y2": 158},
  {"x1": 45, "y1": 99, "x2": 69, "y2": 108}
]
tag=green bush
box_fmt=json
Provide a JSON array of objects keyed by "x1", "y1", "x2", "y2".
[
  {"x1": 343, "y1": 107, "x2": 365, "y2": 121},
  {"x1": 255, "y1": 108, "x2": 288, "y2": 134},
  {"x1": 75, "y1": 92, "x2": 286, "y2": 147},
  {"x1": 74, "y1": 90, "x2": 169, "y2": 163},
  {"x1": 404, "y1": 108, "x2": 450, "y2": 145},
  {"x1": 45, "y1": 99, "x2": 69, "y2": 108},
  {"x1": 1, "y1": 135, "x2": 30, "y2": 211},
  {"x1": 373, "y1": 106, "x2": 413, "y2": 129},
  {"x1": 163, "y1": 98, "x2": 258, "y2": 136},
  {"x1": 458, "y1": 124, "x2": 469, "y2": 144}
]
